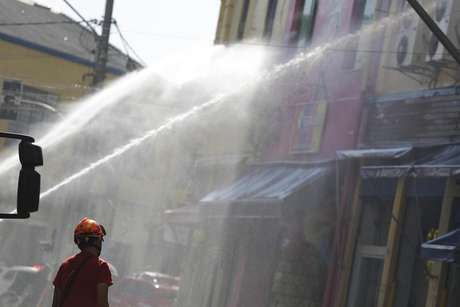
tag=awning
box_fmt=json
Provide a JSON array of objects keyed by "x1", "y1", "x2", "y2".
[
  {"x1": 337, "y1": 147, "x2": 413, "y2": 160},
  {"x1": 352, "y1": 145, "x2": 460, "y2": 178},
  {"x1": 200, "y1": 164, "x2": 332, "y2": 205},
  {"x1": 421, "y1": 228, "x2": 460, "y2": 263}
]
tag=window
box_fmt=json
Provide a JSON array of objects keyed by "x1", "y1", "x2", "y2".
[
  {"x1": 342, "y1": 0, "x2": 377, "y2": 69},
  {"x1": 347, "y1": 188, "x2": 393, "y2": 307},
  {"x1": 237, "y1": 0, "x2": 250, "y2": 40},
  {"x1": 263, "y1": 0, "x2": 278, "y2": 39},
  {"x1": 289, "y1": 0, "x2": 318, "y2": 46},
  {"x1": 393, "y1": 198, "x2": 441, "y2": 307},
  {"x1": 348, "y1": 257, "x2": 384, "y2": 306},
  {"x1": 2, "y1": 80, "x2": 22, "y2": 105},
  {"x1": 0, "y1": 80, "x2": 59, "y2": 124}
]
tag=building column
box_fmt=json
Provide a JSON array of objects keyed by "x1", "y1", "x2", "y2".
[
  {"x1": 425, "y1": 177, "x2": 458, "y2": 307},
  {"x1": 215, "y1": 0, "x2": 236, "y2": 43},
  {"x1": 335, "y1": 173, "x2": 362, "y2": 307},
  {"x1": 377, "y1": 176, "x2": 406, "y2": 307}
]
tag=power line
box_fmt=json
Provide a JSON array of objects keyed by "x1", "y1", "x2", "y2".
[
  {"x1": 112, "y1": 23, "x2": 130, "y2": 57},
  {"x1": 113, "y1": 21, "x2": 147, "y2": 66},
  {"x1": 95, "y1": 28, "x2": 456, "y2": 58},
  {"x1": 0, "y1": 22, "x2": 430, "y2": 56},
  {"x1": 120, "y1": 29, "x2": 212, "y2": 42},
  {"x1": 0, "y1": 45, "x2": 440, "y2": 58},
  {"x1": 62, "y1": 0, "x2": 98, "y2": 37},
  {"x1": 0, "y1": 20, "x2": 427, "y2": 56}
]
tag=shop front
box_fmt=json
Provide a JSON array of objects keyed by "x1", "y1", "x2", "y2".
[
  {"x1": 175, "y1": 162, "x2": 336, "y2": 307},
  {"x1": 336, "y1": 145, "x2": 460, "y2": 307}
]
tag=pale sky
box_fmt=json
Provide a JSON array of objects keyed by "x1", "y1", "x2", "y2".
[{"x1": 35, "y1": 0, "x2": 221, "y2": 66}]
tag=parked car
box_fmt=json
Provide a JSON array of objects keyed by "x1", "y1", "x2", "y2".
[
  {"x1": 0, "y1": 264, "x2": 49, "y2": 307},
  {"x1": 110, "y1": 276, "x2": 177, "y2": 307},
  {"x1": 133, "y1": 271, "x2": 180, "y2": 288}
]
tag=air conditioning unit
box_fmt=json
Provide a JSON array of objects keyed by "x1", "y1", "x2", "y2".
[
  {"x1": 389, "y1": 11, "x2": 426, "y2": 67},
  {"x1": 425, "y1": 0, "x2": 460, "y2": 62}
]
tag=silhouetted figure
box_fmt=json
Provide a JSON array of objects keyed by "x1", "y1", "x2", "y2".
[{"x1": 51, "y1": 217, "x2": 112, "y2": 307}]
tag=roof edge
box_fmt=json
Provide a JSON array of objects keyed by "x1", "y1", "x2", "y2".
[{"x1": 0, "y1": 31, "x2": 125, "y2": 76}]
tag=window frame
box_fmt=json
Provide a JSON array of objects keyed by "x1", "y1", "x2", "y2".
[{"x1": 289, "y1": 0, "x2": 318, "y2": 46}]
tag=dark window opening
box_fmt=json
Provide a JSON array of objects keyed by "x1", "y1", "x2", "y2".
[
  {"x1": 342, "y1": 0, "x2": 377, "y2": 69},
  {"x1": 393, "y1": 199, "x2": 442, "y2": 307},
  {"x1": 237, "y1": 0, "x2": 250, "y2": 40},
  {"x1": 289, "y1": 0, "x2": 318, "y2": 46},
  {"x1": 263, "y1": 0, "x2": 278, "y2": 39},
  {"x1": 347, "y1": 188, "x2": 393, "y2": 307},
  {"x1": 0, "y1": 80, "x2": 59, "y2": 124}
]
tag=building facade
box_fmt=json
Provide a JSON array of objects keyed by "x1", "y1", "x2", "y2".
[
  {"x1": 176, "y1": 0, "x2": 387, "y2": 306},
  {"x1": 176, "y1": 0, "x2": 460, "y2": 306},
  {"x1": 0, "y1": 0, "x2": 137, "y2": 271},
  {"x1": 334, "y1": 0, "x2": 460, "y2": 306},
  {"x1": 0, "y1": 0, "x2": 134, "y2": 137}
]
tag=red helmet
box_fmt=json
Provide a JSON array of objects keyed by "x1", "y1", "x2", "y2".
[{"x1": 74, "y1": 217, "x2": 106, "y2": 244}]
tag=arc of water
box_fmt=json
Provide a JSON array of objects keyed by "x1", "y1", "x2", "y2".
[{"x1": 41, "y1": 6, "x2": 430, "y2": 199}]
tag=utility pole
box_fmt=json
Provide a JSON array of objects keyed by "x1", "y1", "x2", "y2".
[
  {"x1": 92, "y1": 0, "x2": 115, "y2": 87},
  {"x1": 406, "y1": 0, "x2": 460, "y2": 66}
]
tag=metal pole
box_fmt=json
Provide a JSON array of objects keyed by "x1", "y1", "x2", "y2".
[
  {"x1": 406, "y1": 0, "x2": 460, "y2": 66},
  {"x1": 93, "y1": 0, "x2": 115, "y2": 86}
]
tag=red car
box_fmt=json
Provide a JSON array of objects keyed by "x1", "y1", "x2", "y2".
[
  {"x1": 134, "y1": 271, "x2": 180, "y2": 288},
  {"x1": 110, "y1": 277, "x2": 177, "y2": 307}
]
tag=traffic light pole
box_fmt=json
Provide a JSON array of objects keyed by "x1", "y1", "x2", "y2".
[
  {"x1": 406, "y1": 0, "x2": 460, "y2": 66},
  {"x1": 93, "y1": 0, "x2": 114, "y2": 86}
]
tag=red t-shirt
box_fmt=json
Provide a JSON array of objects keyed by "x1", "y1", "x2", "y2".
[{"x1": 53, "y1": 250, "x2": 113, "y2": 307}]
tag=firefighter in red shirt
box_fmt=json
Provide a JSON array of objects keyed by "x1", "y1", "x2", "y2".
[{"x1": 52, "y1": 217, "x2": 112, "y2": 307}]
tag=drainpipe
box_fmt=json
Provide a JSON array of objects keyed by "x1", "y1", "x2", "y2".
[{"x1": 406, "y1": 0, "x2": 460, "y2": 66}]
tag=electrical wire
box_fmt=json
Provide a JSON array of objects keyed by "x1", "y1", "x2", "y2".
[
  {"x1": 0, "y1": 19, "x2": 452, "y2": 58},
  {"x1": 111, "y1": 23, "x2": 133, "y2": 62},
  {"x1": 78, "y1": 28, "x2": 451, "y2": 58},
  {"x1": 62, "y1": 0, "x2": 98, "y2": 37},
  {"x1": 113, "y1": 21, "x2": 147, "y2": 66}
]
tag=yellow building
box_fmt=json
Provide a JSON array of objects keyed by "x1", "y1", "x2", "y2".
[
  {"x1": 0, "y1": 0, "x2": 136, "y2": 137},
  {"x1": 0, "y1": 0, "x2": 138, "y2": 268}
]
